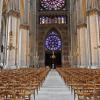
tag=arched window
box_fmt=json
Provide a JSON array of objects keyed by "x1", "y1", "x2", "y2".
[
  {"x1": 45, "y1": 31, "x2": 62, "y2": 51},
  {"x1": 39, "y1": 16, "x2": 67, "y2": 24},
  {"x1": 40, "y1": 0, "x2": 65, "y2": 10}
]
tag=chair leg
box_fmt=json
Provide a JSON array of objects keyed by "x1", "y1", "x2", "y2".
[
  {"x1": 74, "y1": 93, "x2": 76, "y2": 100},
  {"x1": 78, "y1": 95, "x2": 81, "y2": 100},
  {"x1": 94, "y1": 95, "x2": 97, "y2": 100},
  {"x1": 29, "y1": 95, "x2": 31, "y2": 100},
  {"x1": 84, "y1": 96, "x2": 87, "y2": 100},
  {"x1": 37, "y1": 88, "x2": 38, "y2": 94},
  {"x1": 33, "y1": 90, "x2": 35, "y2": 100}
]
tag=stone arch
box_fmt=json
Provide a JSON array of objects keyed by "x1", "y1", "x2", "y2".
[
  {"x1": 2, "y1": 0, "x2": 9, "y2": 13},
  {"x1": 43, "y1": 26, "x2": 63, "y2": 45},
  {"x1": 44, "y1": 28, "x2": 62, "y2": 68},
  {"x1": 38, "y1": 24, "x2": 68, "y2": 67}
]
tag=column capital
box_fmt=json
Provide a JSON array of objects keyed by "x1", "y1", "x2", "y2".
[
  {"x1": 20, "y1": 24, "x2": 30, "y2": 30},
  {"x1": 87, "y1": 9, "x2": 100, "y2": 16},
  {"x1": 7, "y1": 10, "x2": 20, "y2": 18},
  {"x1": 77, "y1": 23, "x2": 87, "y2": 28}
]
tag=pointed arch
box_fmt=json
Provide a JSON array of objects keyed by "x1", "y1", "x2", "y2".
[
  {"x1": 46, "y1": 28, "x2": 61, "y2": 38},
  {"x1": 2, "y1": 0, "x2": 9, "y2": 13},
  {"x1": 45, "y1": 28, "x2": 62, "y2": 51}
]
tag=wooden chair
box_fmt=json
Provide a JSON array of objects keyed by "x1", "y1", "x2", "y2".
[{"x1": 56, "y1": 67, "x2": 100, "y2": 100}]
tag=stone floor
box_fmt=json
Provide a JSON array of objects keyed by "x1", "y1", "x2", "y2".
[{"x1": 31, "y1": 69, "x2": 77, "y2": 100}]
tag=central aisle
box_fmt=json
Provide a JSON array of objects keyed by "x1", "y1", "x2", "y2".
[{"x1": 32, "y1": 69, "x2": 75, "y2": 100}]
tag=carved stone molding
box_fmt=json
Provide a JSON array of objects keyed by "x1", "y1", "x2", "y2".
[
  {"x1": 20, "y1": 24, "x2": 30, "y2": 30},
  {"x1": 87, "y1": 9, "x2": 100, "y2": 16},
  {"x1": 39, "y1": 10, "x2": 68, "y2": 16},
  {"x1": 7, "y1": 10, "x2": 20, "y2": 17},
  {"x1": 77, "y1": 23, "x2": 87, "y2": 28}
]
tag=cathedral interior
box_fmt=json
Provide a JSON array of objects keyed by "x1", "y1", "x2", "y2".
[{"x1": 0, "y1": 0, "x2": 100, "y2": 100}]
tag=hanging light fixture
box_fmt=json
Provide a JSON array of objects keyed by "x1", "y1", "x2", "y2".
[{"x1": 52, "y1": 51, "x2": 56, "y2": 59}]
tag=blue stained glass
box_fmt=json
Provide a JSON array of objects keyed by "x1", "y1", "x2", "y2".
[{"x1": 45, "y1": 31, "x2": 62, "y2": 51}]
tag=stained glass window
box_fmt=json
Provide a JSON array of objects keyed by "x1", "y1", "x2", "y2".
[
  {"x1": 40, "y1": 0, "x2": 65, "y2": 10},
  {"x1": 45, "y1": 31, "x2": 62, "y2": 51},
  {"x1": 39, "y1": 16, "x2": 67, "y2": 24}
]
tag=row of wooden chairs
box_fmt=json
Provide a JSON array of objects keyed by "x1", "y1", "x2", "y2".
[
  {"x1": 57, "y1": 67, "x2": 100, "y2": 100},
  {"x1": 0, "y1": 67, "x2": 50, "y2": 100}
]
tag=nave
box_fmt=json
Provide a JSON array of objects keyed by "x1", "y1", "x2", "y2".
[
  {"x1": 0, "y1": 67, "x2": 100, "y2": 100},
  {"x1": 0, "y1": 0, "x2": 100, "y2": 99},
  {"x1": 32, "y1": 69, "x2": 75, "y2": 100}
]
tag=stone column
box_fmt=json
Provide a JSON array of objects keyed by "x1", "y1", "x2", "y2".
[
  {"x1": 26, "y1": 30, "x2": 30, "y2": 67},
  {"x1": 78, "y1": 25, "x2": 87, "y2": 67},
  {"x1": 87, "y1": 10, "x2": 100, "y2": 68},
  {"x1": 5, "y1": 11, "x2": 20, "y2": 69},
  {"x1": 72, "y1": 33, "x2": 77, "y2": 67},
  {"x1": 18, "y1": 25, "x2": 29, "y2": 67},
  {"x1": 29, "y1": 0, "x2": 37, "y2": 67},
  {"x1": 0, "y1": 0, "x2": 3, "y2": 35},
  {"x1": 0, "y1": 0, "x2": 3, "y2": 66},
  {"x1": 86, "y1": 16, "x2": 92, "y2": 68},
  {"x1": 77, "y1": 28, "x2": 81, "y2": 67}
]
